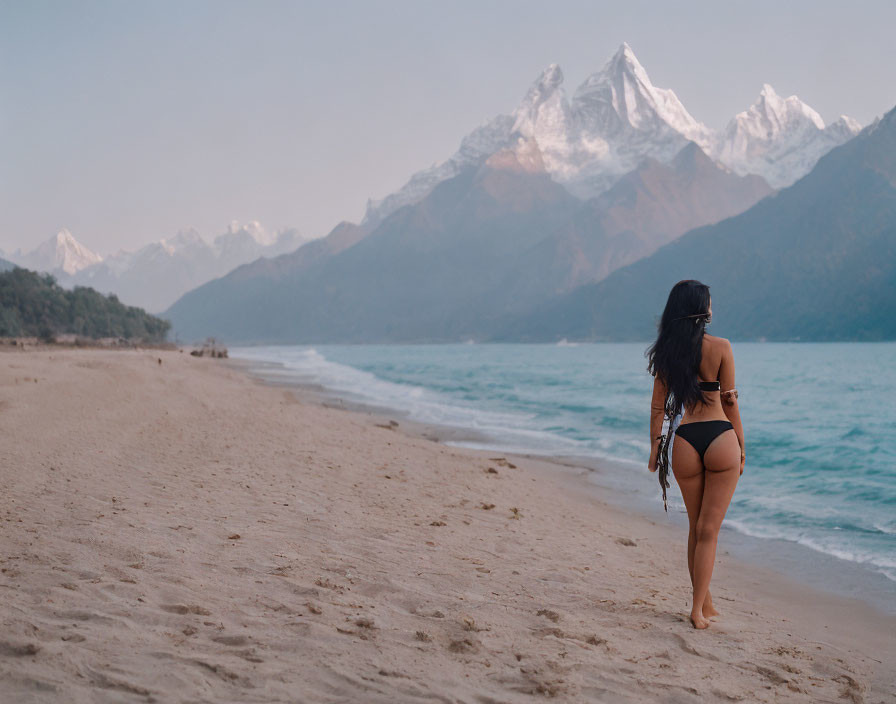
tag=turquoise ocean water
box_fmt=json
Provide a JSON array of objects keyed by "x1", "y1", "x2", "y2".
[{"x1": 232, "y1": 343, "x2": 896, "y2": 599}]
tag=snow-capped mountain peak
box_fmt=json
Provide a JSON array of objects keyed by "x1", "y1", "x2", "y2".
[
  {"x1": 572, "y1": 43, "x2": 709, "y2": 144},
  {"x1": 715, "y1": 84, "x2": 862, "y2": 187},
  {"x1": 363, "y1": 43, "x2": 730, "y2": 222},
  {"x1": 225, "y1": 220, "x2": 275, "y2": 247},
  {"x1": 35, "y1": 220, "x2": 309, "y2": 313},
  {"x1": 825, "y1": 114, "x2": 863, "y2": 141},
  {"x1": 52, "y1": 229, "x2": 103, "y2": 274},
  {"x1": 162, "y1": 228, "x2": 207, "y2": 254},
  {"x1": 837, "y1": 114, "x2": 863, "y2": 133},
  {"x1": 513, "y1": 63, "x2": 564, "y2": 124},
  {"x1": 14, "y1": 229, "x2": 103, "y2": 275},
  {"x1": 510, "y1": 63, "x2": 574, "y2": 174},
  {"x1": 751, "y1": 83, "x2": 824, "y2": 133},
  {"x1": 361, "y1": 43, "x2": 862, "y2": 222}
]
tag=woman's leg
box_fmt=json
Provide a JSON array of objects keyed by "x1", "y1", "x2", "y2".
[
  {"x1": 670, "y1": 437, "x2": 717, "y2": 618},
  {"x1": 690, "y1": 430, "x2": 741, "y2": 629}
]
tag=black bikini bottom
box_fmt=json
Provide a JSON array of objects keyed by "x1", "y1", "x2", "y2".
[{"x1": 674, "y1": 420, "x2": 734, "y2": 460}]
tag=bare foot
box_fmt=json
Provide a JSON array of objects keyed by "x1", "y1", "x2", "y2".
[
  {"x1": 690, "y1": 611, "x2": 710, "y2": 629},
  {"x1": 702, "y1": 597, "x2": 720, "y2": 619}
]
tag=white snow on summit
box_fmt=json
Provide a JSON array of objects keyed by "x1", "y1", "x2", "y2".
[
  {"x1": 362, "y1": 44, "x2": 862, "y2": 224},
  {"x1": 363, "y1": 43, "x2": 713, "y2": 222},
  {"x1": 13, "y1": 229, "x2": 103, "y2": 275},
  {"x1": 76, "y1": 221, "x2": 309, "y2": 311},
  {"x1": 509, "y1": 63, "x2": 576, "y2": 176},
  {"x1": 714, "y1": 84, "x2": 862, "y2": 187},
  {"x1": 223, "y1": 220, "x2": 277, "y2": 247},
  {"x1": 571, "y1": 43, "x2": 711, "y2": 146},
  {"x1": 9, "y1": 221, "x2": 309, "y2": 312},
  {"x1": 561, "y1": 42, "x2": 715, "y2": 196}
]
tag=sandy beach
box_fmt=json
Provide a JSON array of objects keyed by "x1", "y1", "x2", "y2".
[{"x1": 1, "y1": 347, "x2": 893, "y2": 703}]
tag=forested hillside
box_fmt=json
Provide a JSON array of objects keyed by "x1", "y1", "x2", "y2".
[{"x1": 0, "y1": 267, "x2": 170, "y2": 341}]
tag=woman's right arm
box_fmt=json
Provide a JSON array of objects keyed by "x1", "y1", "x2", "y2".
[
  {"x1": 718, "y1": 339, "x2": 746, "y2": 473},
  {"x1": 648, "y1": 374, "x2": 666, "y2": 472}
]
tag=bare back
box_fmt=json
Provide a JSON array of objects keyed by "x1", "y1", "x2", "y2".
[{"x1": 679, "y1": 334, "x2": 733, "y2": 424}]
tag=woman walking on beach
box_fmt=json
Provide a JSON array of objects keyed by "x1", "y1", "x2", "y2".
[{"x1": 646, "y1": 280, "x2": 745, "y2": 629}]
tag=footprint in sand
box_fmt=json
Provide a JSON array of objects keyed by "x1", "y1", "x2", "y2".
[
  {"x1": 212, "y1": 635, "x2": 249, "y2": 646},
  {"x1": 755, "y1": 664, "x2": 789, "y2": 686},
  {"x1": 489, "y1": 457, "x2": 517, "y2": 468},
  {"x1": 460, "y1": 616, "x2": 488, "y2": 632},
  {"x1": 0, "y1": 641, "x2": 40, "y2": 656},
  {"x1": 447, "y1": 638, "x2": 477, "y2": 653},
  {"x1": 833, "y1": 674, "x2": 864, "y2": 702},
  {"x1": 670, "y1": 632, "x2": 720, "y2": 661},
  {"x1": 537, "y1": 609, "x2": 560, "y2": 623},
  {"x1": 160, "y1": 604, "x2": 212, "y2": 616}
]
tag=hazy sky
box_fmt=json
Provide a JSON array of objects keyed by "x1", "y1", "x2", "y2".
[{"x1": 2, "y1": 0, "x2": 894, "y2": 255}]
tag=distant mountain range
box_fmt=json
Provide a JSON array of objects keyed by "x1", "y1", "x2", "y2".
[
  {"x1": 490, "y1": 104, "x2": 896, "y2": 342},
  {"x1": 7, "y1": 43, "x2": 877, "y2": 343},
  {"x1": 10, "y1": 229, "x2": 103, "y2": 275},
  {"x1": 362, "y1": 43, "x2": 859, "y2": 228},
  {"x1": 2, "y1": 222, "x2": 308, "y2": 312},
  {"x1": 165, "y1": 43, "x2": 874, "y2": 344},
  {"x1": 165, "y1": 136, "x2": 777, "y2": 343}
]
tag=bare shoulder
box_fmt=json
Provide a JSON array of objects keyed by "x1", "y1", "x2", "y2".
[
  {"x1": 704, "y1": 333, "x2": 732, "y2": 350},
  {"x1": 703, "y1": 334, "x2": 733, "y2": 362}
]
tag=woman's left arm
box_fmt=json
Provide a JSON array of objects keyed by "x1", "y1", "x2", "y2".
[{"x1": 648, "y1": 374, "x2": 667, "y2": 472}]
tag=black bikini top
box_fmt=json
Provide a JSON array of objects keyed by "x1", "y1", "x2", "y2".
[{"x1": 698, "y1": 380, "x2": 721, "y2": 391}]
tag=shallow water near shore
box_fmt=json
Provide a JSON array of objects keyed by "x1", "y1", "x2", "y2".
[{"x1": 231, "y1": 342, "x2": 896, "y2": 612}]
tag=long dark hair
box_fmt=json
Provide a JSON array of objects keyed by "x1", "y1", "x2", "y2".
[
  {"x1": 646, "y1": 280, "x2": 712, "y2": 509},
  {"x1": 646, "y1": 279, "x2": 712, "y2": 415}
]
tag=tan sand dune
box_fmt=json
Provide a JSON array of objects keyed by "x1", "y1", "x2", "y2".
[{"x1": 0, "y1": 348, "x2": 893, "y2": 702}]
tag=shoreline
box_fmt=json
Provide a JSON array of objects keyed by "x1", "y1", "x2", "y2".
[
  {"x1": 2, "y1": 348, "x2": 893, "y2": 702},
  {"x1": 227, "y1": 354, "x2": 896, "y2": 616}
]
